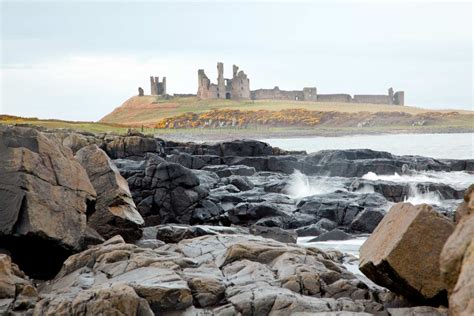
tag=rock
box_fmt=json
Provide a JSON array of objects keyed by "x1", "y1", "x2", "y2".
[
  {"x1": 0, "y1": 254, "x2": 38, "y2": 314},
  {"x1": 359, "y1": 203, "x2": 454, "y2": 304},
  {"x1": 0, "y1": 126, "x2": 96, "y2": 279},
  {"x1": 386, "y1": 306, "x2": 448, "y2": 316},
  {"x1": 75, "y1": 145, "x2": 144, "y2": 242},
  {"x1": 296, "y1": 218, "x2": 339, "y2": 237},
  {"x1": 309, "y1": 229, "x2": 352, "y2": 242},
  {"x1": 226, "y1": 175, "x2": 254, "y2": 191},
  {"x1": 202, "y1": 165, "x2": 256, "y2": 177},
  {"x1": 300, "y1": 149, "x2": 452, "y2": 177},
  {"x1": 167, "y1": 152, "x2": 206, "y2": 169},
  {"x1": 349, "y1": 209, "x2": 385, "y2": 233},
  {"x1": 126, "y1": 160, "x2": 209, "y2": 225},
  {"x1": 249, "y1": 225, "x2": 297, "y2": 243},
  {"x1": 138, "y1": 86, "x2": 144, "y2": 96},
  {"x1": 153, "y1": 224, "x2": 248, "y2": 243},
  {"x1": 454, "y1": 184, "x2": 474, "y2": 223},
  {"x1": 105, "y1": 135, "x2": 163, "y2": 159},
  {"x1": 227, "y1": 202, "x2": 292, "y2": 227},
  {"x1": 34, "y1": 283, "x2": 154, "y2": 315},
  {"x1": 32, "y1": 231, "x2": 388, "y2": 314},
  {"x1": 440, "y1": 186, "x2": 474, "y2": 316},
  {"x1": 295, "y1": 192, "x2": 388, "y2": 228}
]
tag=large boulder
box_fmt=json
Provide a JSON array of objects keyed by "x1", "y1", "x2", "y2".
[
  {"x1": 105, "y1": 135, "x2": 163, "y2": 159},
  {"x1": 124, "y1": 159, "x2": 209, "y2": 225},
  {"x1": 75, "y1": 145, "x2": 144, "y2": 242},
  {"x1": 439, "y1": 184, "x2": 474, "y2": 316},
  {"x1": 359, "y1": 203, "x2": 454, "y2": 305},
  {"x1": 0, "y1": 126, "x2": 96, "y2": 279}
]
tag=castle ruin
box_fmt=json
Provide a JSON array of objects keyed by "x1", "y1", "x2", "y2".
[
  {"x1": 150, "y1": 76, "x2": 167, "y2": 95},
  {"x1": 197, "y1": 62, "x2": 250, "y2": 100},
  {"x1": 197, "y1": 62, "x2": 404, "y2": 105}
]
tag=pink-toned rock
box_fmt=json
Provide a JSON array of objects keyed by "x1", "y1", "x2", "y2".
[
  {"x1": 359, "y1": 203, "x2": 454, "y2": 304},
  {"x1": 440, "y1": 184, "x2": 474, "y2": 316}
]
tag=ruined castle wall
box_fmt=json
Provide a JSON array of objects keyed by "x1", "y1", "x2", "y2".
[
  {"x1": 316, "y1": 94, "x2": 352, "y2": 103},
  {"x1": 251, "y1": 88, "x2": 305, "y2": 101},
  {"x1": 353, "y1": 95, "x2": 391, "y2": 104}
]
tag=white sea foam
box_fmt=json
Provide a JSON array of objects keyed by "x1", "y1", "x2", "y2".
[
  {"x1": 404, "y1": 183, "x2": 442, "y2": 206},
  {"x1": 362, "y1": 171, "x2": 474, "y2": 190},
  {"x1": 285, "y1": 170, "x2": 342, "y2": 198}
]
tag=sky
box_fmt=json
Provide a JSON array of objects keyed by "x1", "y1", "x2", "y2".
[{"x1": 1, "y1": 0, "x2": 472, "y2": 121}]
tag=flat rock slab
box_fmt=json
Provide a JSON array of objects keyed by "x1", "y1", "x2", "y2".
[{"x1": 359, "y1": 203, "x2": 454, "y2": 305}]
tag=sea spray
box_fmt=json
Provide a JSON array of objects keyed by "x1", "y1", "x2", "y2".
[
  {"x1": 362, "y1": 170, "x2": 474, "y2": 190},
  {"x1": 404, "y1": 183, "x2": 442, "y2": 206},
  {"x1": 285, "y1": 170, "x2": 341, "y2": 198}
]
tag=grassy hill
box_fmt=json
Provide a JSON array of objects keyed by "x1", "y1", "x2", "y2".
[
  {"x1": 2, "y1": 96, "x2": 472, "y2": 142},
  {"x1": 100, "y1": 95, "x2": 472, "y2": 127}
]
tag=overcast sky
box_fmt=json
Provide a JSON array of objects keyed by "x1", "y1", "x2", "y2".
[{"x1": 1, "y1": 0, "x2": 472, "y2": 121}]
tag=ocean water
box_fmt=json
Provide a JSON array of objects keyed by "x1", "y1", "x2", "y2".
[{"x1": 261, "y1": 133, "x2": 474, "y2": 159}]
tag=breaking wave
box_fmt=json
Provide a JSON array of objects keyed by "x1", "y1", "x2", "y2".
[
  {"x1": 362, "y1": 170, "x2": 474, "y2": 190},
  {"x1": 403, "y1": 184, "x2": 442, "y2": 206},
  {"x1": 285, "y1": 170, "x2": 342, "y2": 198}
]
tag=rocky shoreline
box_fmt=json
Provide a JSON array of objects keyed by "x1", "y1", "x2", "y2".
[{"x1": 0, "y1": 125, "x2": 473, "y2": 315}]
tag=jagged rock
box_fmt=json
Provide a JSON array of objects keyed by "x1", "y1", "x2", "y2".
[
  {"x1": 440, "y1": 185, "x2": 474, "y2": 316},
  {"x1": 0, "y1": 254, "x2": 38, "y2": 314},
  {"x1": 152, "y1": 224, "x2": 248, "y2": 243},
  {"x1": 0, "y1": 126, "x2": 96, "y2": 279},
  {"x1": 309, "y1": 229, "x2": 352, "y2": 242},
  {"x1": 227, "y1": 202, "x2": 293, "y2": 227},
  {"x1": 202, "y1": 164, "x2": 256, "y2": 177},
  {"x1": 126, "y1": 160, "x2": 209, "y2": 225},
  {"x1": 295, "y1": 192, "x2": 388, "y2": 228},
  {"x1": 359, "y1": 203, "x2": 454, "y2": 305},
  {"x1": 75, "y1": 145, "x2": 144, "y2": 242},
  {"x1": 35, "y1": 283, "x2": 154, "y2": 315},
  {"x1": 225, "y1": 175, "x2": 254, "y2": 191},
  {"x1": 386, "y1": 306, "x2": 448, "y2": 316},
  {"x1": 249, "y1": 225, "x2": 297, "y2": 243},
  {"x1": 167, "y1": 152, "x2": 206, "y2": 169},
  {"x1": 349, "y1": 209, "x2": 385, "y2": 233},
  {"x1": 300, "y1": 149, "x2": 452, "y2": 177},
  {"x1": 105, "y1": 135, "x2": 163, "y2": 159},
  {"x1": 296, "y1": 219, "x2": 338, "y2": 237}
]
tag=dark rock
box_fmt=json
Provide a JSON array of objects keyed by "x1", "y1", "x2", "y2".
[
  {"x1": 105, "y1": 135, "x2": 163, "y2": 159},
  {"x1": 249, "y1": 225, "x2": 297, "y2": 243},
  {"x1": 349, "y1": 209, "x2": 385, "y2": 233},
  {"x1": 166, "y1": 152, "x2": 206, "y2": 169},
  {"x1": 126, "y1": 159, "x2": 209, "y2": 225},
  {"x1": 296, "y1": 218, "x2": 338, "y2": 237},
  {"x1": 309, "y1": 229, "x2": 352, "y2": 242},
  {"x1": 202, "y1": 165, "x2": 256, "y2": 177},
  {"x1": 153, "y1": 224, "x2": 248, "y2": 243},
  {"x1": 225, "y1": 175, "x2": 254, "y2": 191}
]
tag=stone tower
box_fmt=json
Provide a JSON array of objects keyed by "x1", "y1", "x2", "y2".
[{"x1": 150, "y1": 76, "x2": 167, "y2": 96}]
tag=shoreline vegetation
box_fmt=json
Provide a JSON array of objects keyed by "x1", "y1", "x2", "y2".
[{"x1": 2, "y1": 96, "x2": 473, "y2": 142}]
